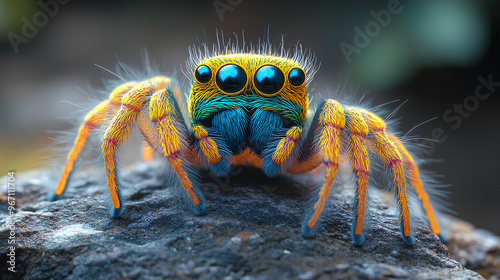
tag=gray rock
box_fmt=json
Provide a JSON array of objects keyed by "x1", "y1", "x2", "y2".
[
  {"x1": 0, "y1": 161, "x2": 493, "y2": 279},
  {"x1": 445, "y1": 217, "x2": 500, "y2": 279}
]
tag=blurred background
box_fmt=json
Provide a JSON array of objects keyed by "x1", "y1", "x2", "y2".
[{"x1": 0, "y1": 0, "x2": 499, "y2": 234}]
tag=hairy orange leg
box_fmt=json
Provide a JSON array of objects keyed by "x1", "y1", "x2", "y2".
[
  {"x1": 285, "y1": 110, "x2": 322, "y2": 174},
  {"x1": 272, "y1": 126, "x2": 303, "y2": 165},
  {"x1": 49, "y1": 82, "x2": 137, "y2": 201},
  {"x1": 102, "y1": 82, "x2": 152, "y2": 217},
  {"x1": 261, "y1": 109, "x2": 321, "y2": 176},
  {"x1": 361, "y1": 109, "x2": 414, "y2": 245},
  {"x1": 345, "y1": 107, "x2": 370, "y2": 245},
  {"x1": 140, "y1": 75, "x2": 180, "y2": 162},
  {"x1": 192, "y1": 124, "x2": 221, "y2": 165},
  {"x1": 148, "y1": 88, "x2": 205, "y2": 214},
  {"x1": 389, "y1": 134, "x2": 441, "y2": 238},
  {"x1": 148, "y1": 76, "x2": 189, "y2": 124},
  {"x1": 52, "y1": 76, "x2": 171, "y2": 203},
  {"x1": 302, "y1": 100, "x2": 345, "y2": 236}
]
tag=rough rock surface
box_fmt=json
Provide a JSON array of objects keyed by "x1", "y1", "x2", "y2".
[
  {"x1": 0, "y1": 161, "x2": 496, "y2": 279},
  {"x1": 445, "y1": 218, "x2": 500, "y2": 279}
]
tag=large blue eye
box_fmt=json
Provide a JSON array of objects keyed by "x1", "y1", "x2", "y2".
[
  {"x1": 288, "y1": 68, "x2": 305, "y2": 86},
  {"x1": 195, "y1": 65, "x2": 212, "y2": 83},
  {"x1": 216, "y1": 64, "x2": 247, "y2": 93},
  {"x1": 254, "y1": 65, "x2": 284, "y2": 95}
]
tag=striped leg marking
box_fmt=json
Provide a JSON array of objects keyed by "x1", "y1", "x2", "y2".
[
  {"x1": 51, "y1": 82, "x2": 136, "y2": 201},
  {"x1": 102, "y1": 82, "x2": 152, "y2": 217},
  {"x1": 272, "y1": 126, "x2": 303, "y2": 165},
  {"x1": 389, "y1": 134, "x2": 441, "y2": 236},
  {"x1": 149, "y1": 89, "x2": 203, "y2": 211},
  {"x1": 302, "y1": 100, "x2": 345, "y2": 236},
  {"x1": 361, "y1": 109, "x2": 414, "y2": 245},
  {"x1": 192, "y1": 124, "x2": 221, "y2": 164},
  {"x1": 345, "y1": 107, "x2": 370, "y2": 245}
]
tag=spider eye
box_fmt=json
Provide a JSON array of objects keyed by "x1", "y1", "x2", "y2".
[
  {"x1": 254, "y1": 65, "x2": 284, "y2": 95},
  {"x1": 195, "y1": 65, "x2": 212, "y2": 83},
  {"x1": 288, "y1": 68, "x2": 306, "y2": 86},
  {"x1": 216, "y1": 64, "x2": 247, "y2": 93}
]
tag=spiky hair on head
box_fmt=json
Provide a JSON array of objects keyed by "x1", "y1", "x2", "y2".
[{"x1": 183, "y1": 32, "x2": 320, "y2": 88}]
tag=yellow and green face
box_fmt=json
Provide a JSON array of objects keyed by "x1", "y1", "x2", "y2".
[{"x1": 189, "y1": 54, "x2": 309, "y2": 128}]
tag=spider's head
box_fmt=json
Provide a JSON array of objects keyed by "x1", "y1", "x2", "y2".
[{"x1": 188, "y1": 54, "x2": 314, "y2": 128}]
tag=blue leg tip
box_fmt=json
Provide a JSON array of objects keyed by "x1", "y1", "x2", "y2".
[
  {"x1": 301, "y1": 221, "x2": 314, "y2": 238},
  {"x1": 188, "y1": 187, "x2": 206, "y2": 216},
  {"x1": 190, "y1": 199, "x2": 206, "y2": 216},
  {"x1": 402, "y1": 234, "x2": 415, "y2": 245},
  {"x1": 110, "y1": 207, "x2": 123, "y2": 218},
  {"x1": 47, "y1": 192, "x2": 61, "y2": 202},
  {"x1": 438, "y1": 233, "x2": 448, "y2": 243},
  {"x1": 352, "y1": 233, "x2": 365, "y2": 246}
]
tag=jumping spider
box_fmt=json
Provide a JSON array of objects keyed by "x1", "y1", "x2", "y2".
[{"x1": 49, "y1": 42, "x2": 442, "y2": 245}]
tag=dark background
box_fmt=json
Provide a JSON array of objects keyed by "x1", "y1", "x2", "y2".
[{"x1": 1, "y1": 0, "x2": 499, "y2": 234}]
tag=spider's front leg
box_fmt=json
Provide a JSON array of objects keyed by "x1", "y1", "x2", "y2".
[
  {"x1": 294, "y1": 100, "x2": 436, "y2": 245},
  {"x1": 103, "y1": 79, "x2": 204, "y2": 217},
  {"x1": 299, "y1": 100, "x2": 346, "y2": 238},
  {"x1": 101, "y1": 82, "x2": 153, "y2": 217},
  {"x1": 142, "y1": 87, "x2": 205, "y2": 215},
  {"x1": 299, "y1": 100, "x2": 414, "y2": 244},
  {"x1": 49, "y1": 82, "x2": 137, "y2": 201},
  {"x1": 300, "y1": 105, "x2": 371, "y2": 246}
]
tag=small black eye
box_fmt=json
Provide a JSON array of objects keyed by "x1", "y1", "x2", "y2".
[
  {"x1": 254, "y1": 65, "x2": 284, "y2": 95},
  {"x1": 288, "y1": 68, "x2": 306, "y2": 86},
  {"x1": 195, "y1": 65, "x2": 212, "y2": 83},
  {"x1": 216, "y1": 64, "x2": 247, "y2": 93}
]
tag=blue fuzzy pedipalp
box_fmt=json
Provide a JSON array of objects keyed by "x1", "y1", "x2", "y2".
[
  {"x1": 249, "y1": 109, "x2": 283, "y2": 154},
  {"x1": 212, "y1": 107, "x2": 248, "y2": 154}
]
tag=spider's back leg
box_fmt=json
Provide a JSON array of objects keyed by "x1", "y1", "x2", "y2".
[
  {"x1": 389, "y1": 134, "x2": 442, "y2": 239},
  {"x1": 344, "y1": 107, "x2": 371, "y2": 245},
  {"x1": 361, "y1": 109, "x2": 414, "y2": 245}
]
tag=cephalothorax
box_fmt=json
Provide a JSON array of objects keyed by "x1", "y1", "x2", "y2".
[{"x1": 49, "y1": 43, "x2": 442, "y2": 245}]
